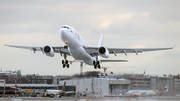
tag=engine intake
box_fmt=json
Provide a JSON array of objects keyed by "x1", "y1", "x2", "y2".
[
  {"x1": 43, "y1": 45, "x2": 54, "y2": 57},
  {"x1": 98, "y1": 46, "x2": 109, "y2": 58},
  {"x1": 44, "y1": 46, "x2": 51, "y2": 53},
  {"x1": 99, "y1": 47, "x2": 106, "y2": 54}
]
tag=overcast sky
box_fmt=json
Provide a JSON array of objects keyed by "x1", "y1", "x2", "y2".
[{"x1": 0, "y1": 0, "x2": 179, "y2": 76}]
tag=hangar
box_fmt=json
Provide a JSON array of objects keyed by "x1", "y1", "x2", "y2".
[{"x1": 59, "y1": 77, "x2": 131, "y2": 96}]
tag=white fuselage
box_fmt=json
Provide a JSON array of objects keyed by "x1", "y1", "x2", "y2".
[
  {"x1": 46, "y1": 90, "x2": 63, "y2": 95},
  {"x1": 59, "y1": 26, "x2": 96, "y2": 65},
  {"x1": 125, "y1": 90, "x2": 159, "y2": 96}
]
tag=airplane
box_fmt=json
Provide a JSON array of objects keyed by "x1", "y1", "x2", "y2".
[
  {"x1": 9, "y1": 87, "x2": 19, "y2": 92},
  {"x1": 44, "y1": 81, "x2": 74, "y2": 98},
  {"x1": 144, "y1": 74, "x2": 169, "y2": 78},
  {"x1": 125, "y1": 84, "x2": 169, "y2": 97},
  {"x1": 4, "y1": 25, "x2": 175, "y2": 69}
]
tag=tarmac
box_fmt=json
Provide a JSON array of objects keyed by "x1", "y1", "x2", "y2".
[{"x1": 0, "y1": 96, "x2": 180, "y2": 101}]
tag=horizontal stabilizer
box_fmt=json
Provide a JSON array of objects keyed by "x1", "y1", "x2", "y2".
[{"x1": 101, "y1": 60, "x2": 128, "y2": 62}]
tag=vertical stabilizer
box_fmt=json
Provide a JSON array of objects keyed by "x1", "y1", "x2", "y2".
[
  {"x1": 97, "y1": 34, "x2": 104, "y2": 47},
  {"x1": 164, "y1": 84, "x2": 169, "y2": 92},
  {"x1": 62, "y1": 81, "x2": 66, "y2": 91}
]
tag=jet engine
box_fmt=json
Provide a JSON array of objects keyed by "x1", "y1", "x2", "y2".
[
  {"x1": 43, "y1": 45, "x2": 54, "y2": 57},
  {"x1": 98, "y1": 46, "x2": 109, "y2": 58}
]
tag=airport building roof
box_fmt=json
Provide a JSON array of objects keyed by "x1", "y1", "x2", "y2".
[{"x1": 0, "y1": 84, "x2": 58, "y2": 87}]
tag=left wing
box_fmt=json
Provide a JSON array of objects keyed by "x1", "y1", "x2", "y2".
[
  {"x1": 84, "y1": 45, "x2": 175, "y2": 56},
  {"x1": 4, "y1": 44, "x2": 70, "y2": 55}
]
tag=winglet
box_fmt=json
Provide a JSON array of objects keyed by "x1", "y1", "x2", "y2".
[
  {"x1": 4, "y1": 42, "x2": 6, "y2": 46},
  {"x1": 171, "y1": 45, "x2": 176, "y2": 49}
]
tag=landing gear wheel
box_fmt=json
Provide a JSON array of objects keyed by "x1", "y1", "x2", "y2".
[
  {"x1": 93, "y1": 61, "x2": 95, "y2": 65},
  {"x1": 98, "y1": 65, "x2": 101, "y2": 69},
  {"x1": 62, "y1": 60, "x2": 64, "y2": 64},
  {"x1": 65, "y1": 60, "x2": 68, "y2": 64},
  {"x1": 50, "y1": 94, "x2": 54, "y2": 98},
  {"x1": 63, "y1": 64, "x2": 66, "y2": 68},
  {"x1": 97, "y1": 61, "x2": 99, "y2": 65},
  {"x1": 67, "y1": 64, "x2": 69, "y2": 68},
  {"x1": 94, "y1": 65, "x2": 97, "y2": 69}
]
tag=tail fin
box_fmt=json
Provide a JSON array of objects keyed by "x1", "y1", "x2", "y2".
[
  {"x1": 164, "y1": 84, "x2": 169, "y2": 92},
  {"x1": 62, "y1": 81, "x2": 66, "y2": 91},
  {"x1": 97, "y1": 34, "x2": 104, "y2": 47}
]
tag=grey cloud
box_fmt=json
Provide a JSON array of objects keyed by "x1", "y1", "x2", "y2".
[{"x1": 0, "y1": 0, "x2": 179, "y2": 75}]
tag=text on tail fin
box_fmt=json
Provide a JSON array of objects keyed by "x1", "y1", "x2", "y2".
[
  {"x1": 164, "y1": 84, "x2": 169, "y2": 92},
  {"x1": 165, "y1": 84, "x2": 169, "y2": 88}
]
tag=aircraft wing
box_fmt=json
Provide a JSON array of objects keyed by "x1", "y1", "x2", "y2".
[
  {"x1": 107, "y1": 46, "x2": 175, "y2": 56},
  {"x1": 84, "y1": 45, "x2": 175, "y2": 56},
  {"x1": 4, "y1": 44, "x2": 70, "y2": 55}
]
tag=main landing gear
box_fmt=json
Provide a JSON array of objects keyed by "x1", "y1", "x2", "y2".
[
  {"x1": 93, "y1": 56, "x2": 101, "y2": 69},
  {"x1": 62, "y1": 60, "x2": 69, "y2": 68},
  {"x1": 93, "y1": 61, "x2": 101, "y2": 69}
]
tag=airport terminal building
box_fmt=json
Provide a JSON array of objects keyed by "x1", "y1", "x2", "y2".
[
  {"x1": 57, "y1": 74, "x2": 175, "y2": 96},
  {"x1": 0, "y1": 70, "x2": 180, "y2": 97},
  {"x1": 59, "y1": 78, "x2": 131, "y2": 96}
]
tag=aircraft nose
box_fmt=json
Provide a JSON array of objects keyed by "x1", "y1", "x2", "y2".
[
  {"x1": 59, "y1": 29, "x2": 66, "y2": 40},
  {"x1": 59, "y1": 29, "x2": 70, "y2": 44}
]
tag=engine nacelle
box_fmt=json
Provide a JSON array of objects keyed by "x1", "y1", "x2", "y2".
[
  {"x1": 98, "y1": 46, "x2": 109, "y2": 58},
  {"x1": 43, "y1": 45, "x2": 54, "y2": 57}
]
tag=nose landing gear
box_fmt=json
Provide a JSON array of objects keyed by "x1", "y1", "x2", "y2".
[{"x1": 62, "y1": 54, "x2": 70, "y2": 68}]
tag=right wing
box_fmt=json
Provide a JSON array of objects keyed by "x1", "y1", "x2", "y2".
[
  {"x1": 83, "y1": 45, "x2": 175, "y2": 56},
  {"x1": 107, "y1": 46, "x2": 175, "y2": 56}
]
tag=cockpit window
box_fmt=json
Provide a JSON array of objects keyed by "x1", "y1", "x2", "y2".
[{"x1": 61, "y1": 26, "x2": 69, "y2": 29}]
